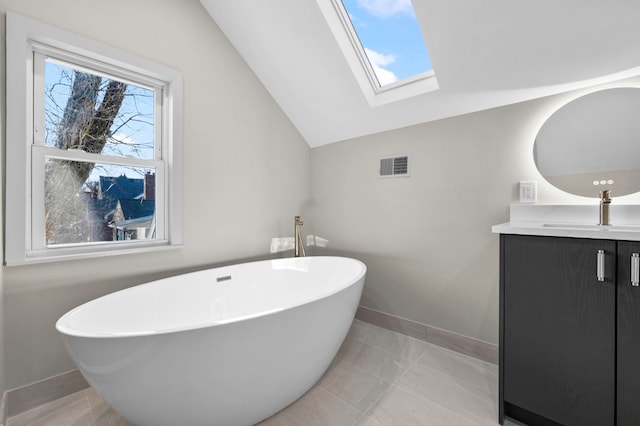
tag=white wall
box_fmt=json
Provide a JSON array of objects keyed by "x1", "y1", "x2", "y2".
[
  {"x1": 0, "y1": 0, "x2": 310, "y2": 390},
  {"x1": 310, "y1": 80, "x2": 640, "y2": 345}
]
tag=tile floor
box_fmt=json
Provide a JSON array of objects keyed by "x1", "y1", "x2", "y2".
[{"x1": 7, "y1": 320, "x2": 524, "y2": 426}]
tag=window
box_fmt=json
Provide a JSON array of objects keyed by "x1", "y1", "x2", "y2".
[
  {"x1": 317, "y1": 0, "x2": 438, "y2": 106},
  {"x1": 340, "y1": 0, "x2": 433, "y2": 88},
  {"x1": 5, "y1": 13, "x2": 183, "y2": 265}
]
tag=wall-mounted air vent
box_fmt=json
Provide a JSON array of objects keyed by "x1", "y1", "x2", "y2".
[{"x1": 379, "y1": 155, "x2": 409, "y2": 178}]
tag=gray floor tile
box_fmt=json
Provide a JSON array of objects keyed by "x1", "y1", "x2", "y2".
[
  {"x1": 418, "y1": 343, "x2": 499, "y2": 395},
  {"x1": 346, "y1": 320, "x2": 430, "y2": 362},
  {"x1": 353, "y1": 414, "x2": 385, "y2": 425},
  {"x1": 337, "y1": 339, "x2": 414, "y2": 384},
  {"x1": 318, "y1": 359, "x2": 392, "y2": 413},
  {"x1": 395, "y1": 361, "x2": 498, "y2": 425},
  {"x1": 258, "y1": 386, "x2": 362, "y2": 426},
  {"x1": 366, "y1": 385, "x2": 481, "y2": 426},
  {"x1": 85, "y1": 388, "x2": 133, "y2": 426},
  {"x1": 7, "y1": 321, "x2": 510, "y2": 426}
]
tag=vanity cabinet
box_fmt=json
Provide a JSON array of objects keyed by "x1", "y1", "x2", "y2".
[
  {"x1": 616, "y1": 241, "x2": 640, "y2": 424},
  {"x1": 500, "y1": 234, "x2": 640, "y2": 426}
]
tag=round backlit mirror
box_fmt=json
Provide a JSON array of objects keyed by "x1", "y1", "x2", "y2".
[{"x1": 534, "y1": 87, "x2": 640, "y2": 197}]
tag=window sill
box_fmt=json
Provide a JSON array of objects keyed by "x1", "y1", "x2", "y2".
[{"x1": 5, "y1": 241, "x2": 182, "y2": 266}]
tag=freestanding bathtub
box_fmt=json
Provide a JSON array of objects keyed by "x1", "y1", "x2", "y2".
[{"x1": 56, "y1": 256, "x2": 366, "y2": 426}]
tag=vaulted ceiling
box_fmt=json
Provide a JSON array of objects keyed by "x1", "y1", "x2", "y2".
[{"x1": 199, "y1": 0, "x2": 640, "y2": 147}]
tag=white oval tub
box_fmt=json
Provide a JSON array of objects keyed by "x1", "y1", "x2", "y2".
[{"x1": 56, "y1": 256, "x2": 366, "y2": 426}]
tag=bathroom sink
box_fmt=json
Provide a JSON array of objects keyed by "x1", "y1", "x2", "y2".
[{"x1": 542, "y1": 223, "x2": 640, "y2": 232}]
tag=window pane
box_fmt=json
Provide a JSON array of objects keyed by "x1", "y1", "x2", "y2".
[
  {"x1": 341, "y1": 0, "x2": 432, "y2": 86},
  {"x1": 44, "y1": 59, "x2": 155, "y2": 160},
  {"x1": 45, "y1": 159, "x2": 156, "y2": 245}
]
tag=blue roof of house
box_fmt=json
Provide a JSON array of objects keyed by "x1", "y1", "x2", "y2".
[
  {"x1": 117, "y1": 199, "x2": 155, "y2": 221},
  {"x1": 85, "y1": 175, "x2": 153, "y2": 223},
  {"x1": 99, "y1": 175, "x2": 144, "y2": 201}
]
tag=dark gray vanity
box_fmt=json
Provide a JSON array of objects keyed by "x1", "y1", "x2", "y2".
[
  {"x1": 494, "y1": 86, "x2": 640, "y2": 425},
  {"x1": 498, "y1": 233, "x2": 640, "y2": 425}
]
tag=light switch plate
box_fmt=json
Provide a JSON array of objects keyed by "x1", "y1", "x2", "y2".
[{"x1": 520, "y1": 181, "x2": 537, "y2": 203}]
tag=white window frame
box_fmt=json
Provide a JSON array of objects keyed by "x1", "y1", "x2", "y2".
[{"x1": 5, "y1": 13, "x2": 183, "y2": 265}]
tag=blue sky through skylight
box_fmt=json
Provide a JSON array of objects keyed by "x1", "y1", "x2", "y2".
[{"x1": 341, "y1": 0, "x2": 432, "y2": 86}]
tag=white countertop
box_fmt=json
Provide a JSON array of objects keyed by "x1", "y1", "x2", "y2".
[
  {"x1": 492, "y1": 221, "x2": 640, "y2": 241},
  {"x1": 492, "y1": 204, "x2": 640, "y2": 241}
]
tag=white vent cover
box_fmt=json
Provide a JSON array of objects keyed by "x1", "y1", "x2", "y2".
[{"x1": 379, "y1": 156, "x2": 409, "y2": 177}]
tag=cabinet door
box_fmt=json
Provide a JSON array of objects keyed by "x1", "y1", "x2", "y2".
[
  {"x1": 617, "y1": 241, "x2": 640, "y2": 425},
  {"x1": 502, "y1": 235, "x2": 615, "y2": 426}
]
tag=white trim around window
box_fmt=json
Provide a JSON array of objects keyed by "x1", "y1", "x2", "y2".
[{"x1": 5, "y1": 12, "x2": 184, "y2": 265}]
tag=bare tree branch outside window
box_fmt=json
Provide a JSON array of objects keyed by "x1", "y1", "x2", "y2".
[{"x1": 44, "y1": 61, "x2": 155, "y2": 244}]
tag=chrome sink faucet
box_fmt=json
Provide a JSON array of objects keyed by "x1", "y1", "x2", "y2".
[
  {"x1": 294, "y1": 216, "x2": 306, "y2": 257},
  {"x1": 599, "y1": 190, "x2": 611, "y2": 226}
]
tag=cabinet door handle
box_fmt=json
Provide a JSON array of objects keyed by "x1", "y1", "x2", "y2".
[
  {"x1": 632, "y1": 253, "x2": 640, "y2": 287},
  {"x1": 597, "y1": 249, "x2": 605, "y2": 282}
]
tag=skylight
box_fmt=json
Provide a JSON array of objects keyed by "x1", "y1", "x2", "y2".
[{"x1": 339, "y1": 0, "x2": 432, "y2": 89}]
